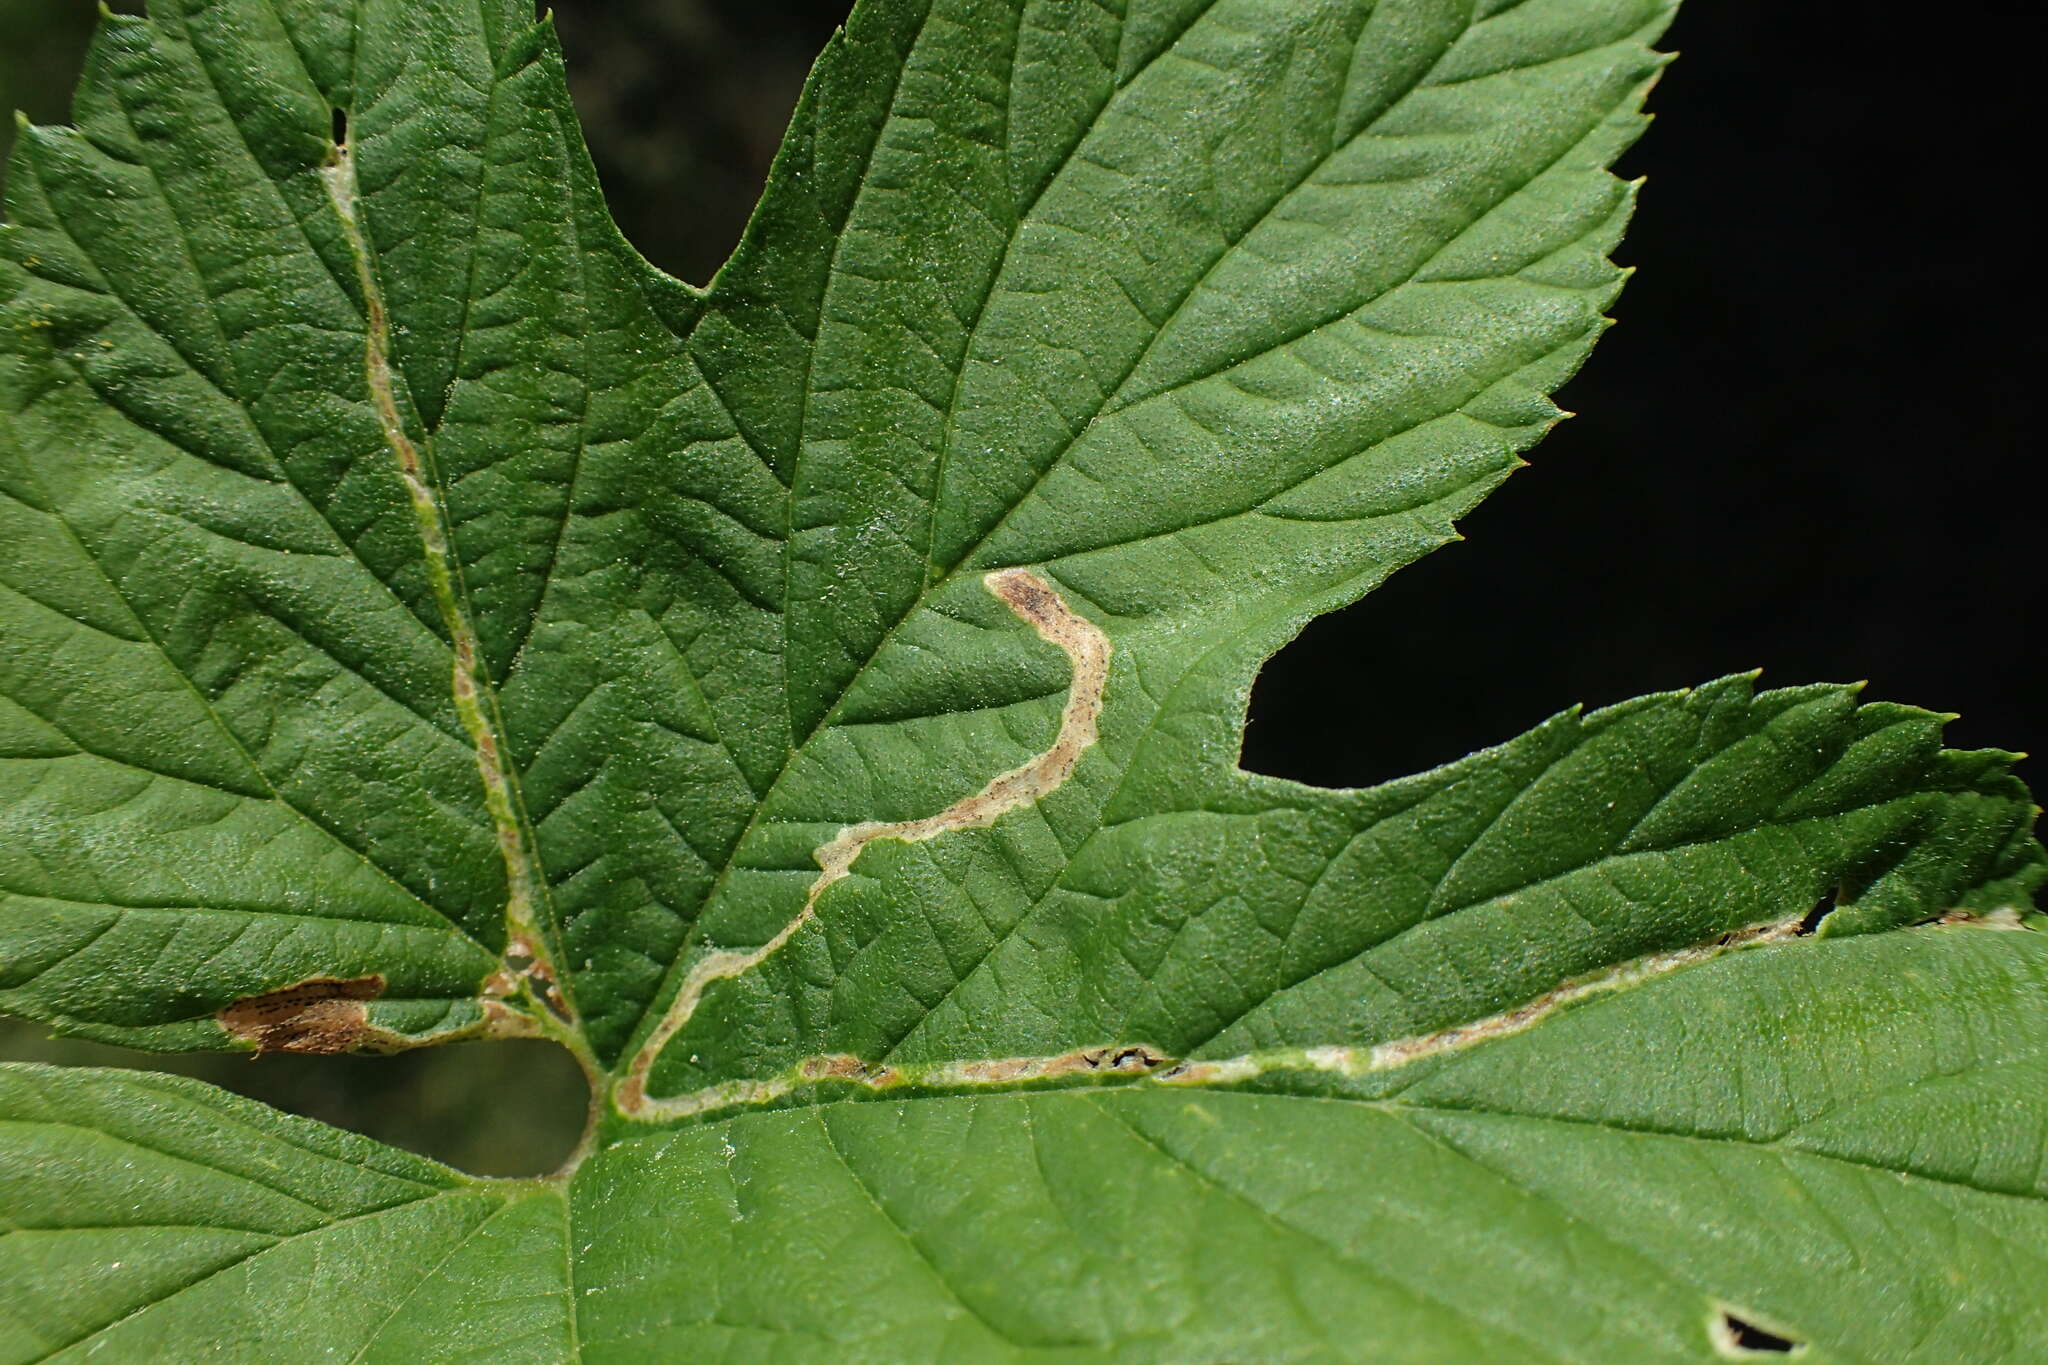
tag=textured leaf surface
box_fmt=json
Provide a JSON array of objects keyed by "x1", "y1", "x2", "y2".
[
  {"x1": 0, "y1": 1066, "x2": 572, "y2": 1362},
  {"x1": 2, "y1": 0, "x2": 2043, "y2": 1359},
  {"x1": 11, "y1": 928, "x2": 2048, "y2": 1361}
]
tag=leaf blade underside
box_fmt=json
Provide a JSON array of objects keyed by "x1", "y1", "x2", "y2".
[
  {"x1": 2, "y1": 0, "x2": 2043, "y2": 1361},
  {"x1": 11, "y1": 928, "x2": 2048, "y2": 1361}
]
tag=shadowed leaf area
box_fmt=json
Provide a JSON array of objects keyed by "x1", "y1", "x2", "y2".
[{"x1": 1, "y1": 0, "x2": 2042, "y2": 1360}]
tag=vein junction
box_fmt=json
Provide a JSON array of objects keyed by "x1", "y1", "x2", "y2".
[{"x1": 617, "y1": 569, "x2": 1114, "y2": 1118}]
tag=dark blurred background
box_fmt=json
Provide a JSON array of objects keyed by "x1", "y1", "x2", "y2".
[{"x1": 2, "y1": 1, "x2": 2040, "y2": 1172}]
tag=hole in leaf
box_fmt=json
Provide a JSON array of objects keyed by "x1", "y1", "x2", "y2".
[
  {"x1": 330, "y1": 105, "x2": 348, "y2": 146},
  {"x1": 0, "y1": 1017, "x2": 587, "y2": 1178},
  {"x1": 1713, "y1": 1308, "x2": 1804, "y2": 1356},
  {"x1": 1795, "y1": 888, "x2": 1837, "y2": 936}
]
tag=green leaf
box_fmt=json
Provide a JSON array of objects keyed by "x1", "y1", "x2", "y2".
[
  {"x1": 12, "y1": 927, "x2": 2048, "y2": 1359},
  {"x1": 2, "y1": 0, "x2": 2042, "y2": 1359},
  {"x1": 0, "y1": 1065, "x2": 574, "y2": 1360}
]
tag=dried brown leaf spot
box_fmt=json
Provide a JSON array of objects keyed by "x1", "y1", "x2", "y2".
[{"x1": 219, "y1": 975, "x2": 385, "y2": 1054}]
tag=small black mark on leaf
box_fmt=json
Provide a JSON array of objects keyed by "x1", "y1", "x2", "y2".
[
  {"x1": 1795, "y1": 888, "x2": 1838, "y2": 937},
  {"x1": 1714, "y1": 1308, "x2": 1804, "y2": 1356},
  {"x1": 331, "y1": 107, "x2": 348, "y2": 146}
]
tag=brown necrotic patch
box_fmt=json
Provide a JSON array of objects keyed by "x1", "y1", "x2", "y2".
[{"x1": 219, "y1": 976, "x2": 386, "y2": 1055}]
